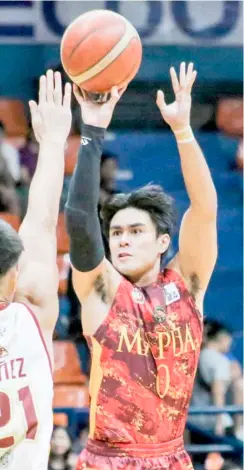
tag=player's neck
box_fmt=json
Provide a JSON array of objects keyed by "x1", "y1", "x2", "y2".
[
  {"x1": 133, "y1": 259, "x2": 161, "y2": 287},
  {"x1": 0, "y1": 293, "x2": 10, "y2": 304},
  {"x1": 0, "y1": 282, "x2": 11, "y2": 304}
]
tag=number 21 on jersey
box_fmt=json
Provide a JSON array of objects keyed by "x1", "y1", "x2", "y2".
[{"x1": 0, "y1": 386, "x2": 38, "y2": 448}]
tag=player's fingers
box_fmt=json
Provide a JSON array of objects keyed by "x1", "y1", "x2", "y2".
[
  {"x1": 110, "y1": 86, "x2": 120, "y2": 103},
  {"x1": 54, "y1": 71, "x2": 62, "y2": 105},
  {"x1": 179, "y1": 62, "x2": 186, "y2": 88},
  {"x1": 46, "y1": 69, "x2": 54, "y2": 103},
  {"x1": 73, "y1": 84, "x2": 84, "y2": 103},
  {"x1": 29, "y1": 100, "x2": 38, "y2": 116},
  {"x1": 63, "y1": 82, "x2": 72, "y2": 108},
  {"x1": 186, "y1": 62, "x2": 194, "y2": 81},
  {"x1": 170, "y1": 67, "x2": 180, "y2": 95},
  {"x1": 187, "y1": 70, "x2": 197, "y2": 93},
  {"x1": 118, "y1": 85, "x2": 127, "y2": 98},
  {"x1": 38, "y1": 75, "x2": 46, "y2": 106},
  {"x1": 156, "y1": 90, "x2": 166, "y2": 110}
]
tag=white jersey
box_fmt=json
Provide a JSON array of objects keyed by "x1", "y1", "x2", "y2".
[{"x1": 0, "y1": 302, "x2": 53, "y2": 470}]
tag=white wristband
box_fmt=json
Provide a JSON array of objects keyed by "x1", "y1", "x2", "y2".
[
  {"x1": 176, "y1": 137, "x2": 195, "y2": 144},
  {"x1": 173, "y1": 126, "x2": 191, "y2": 135},
  {"x1": 173, "y1": 126, "x2": 194, "y2": 144}
]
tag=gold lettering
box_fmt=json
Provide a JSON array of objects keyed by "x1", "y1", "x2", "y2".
[
  {"x1": 143, "y1": 338, "x2": 151, "y2": 356},
  {"x1": 184, "y1": 324, "x2": 196, "y2": 353},
  {"x1": 116, "y1": 327, "x2": 146, "y2": 355},
  {"x1": 171, "y1": 327, "x2": 184, "y2": 357},
  {"x1": 156, "y1": 364, "x2": 170, "y2": 398},
  {"x1": 157, "y1": 331, "x2": 171, "y2": 359}
]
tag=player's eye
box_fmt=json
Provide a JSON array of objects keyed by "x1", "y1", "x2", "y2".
[
  {"x1": 132, "y1": 228, "x2": 142, "y2": 234},
  {"x1": 112, "y1": 230, "x2": 122, "y2": 236}
]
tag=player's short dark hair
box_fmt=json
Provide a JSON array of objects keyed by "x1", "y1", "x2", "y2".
[
  {"x1": 101, "y1": 184, "x2": 176, "y2": 239},
  {"x1": 0, "y1": 219, "x2": 24, "y2": 277}
]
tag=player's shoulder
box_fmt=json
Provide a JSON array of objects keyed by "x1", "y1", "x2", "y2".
[
  {"x1": 7, "y1": 301, "x2": 38, "y2": 332},
  {"x1": 0, "y1": 301, "x2": 26, "y2": 320}
]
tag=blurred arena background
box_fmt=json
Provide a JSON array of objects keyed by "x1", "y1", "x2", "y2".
[{"x1": 0, "y1": 1, "x2": 242, "y2": 469}]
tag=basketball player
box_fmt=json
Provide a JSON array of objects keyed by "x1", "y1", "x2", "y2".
[
  {"x1": 0, "y1": 70, "x2": 71, "y2": 469},
  {"x1": 65, "y1": 62, "x2": 217, "y2": 470}
]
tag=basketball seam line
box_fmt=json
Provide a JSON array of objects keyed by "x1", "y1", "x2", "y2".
[
  {"x1": 79, "y1": 35, "x2": 138, "y2": 90},
  {"x1": 68, "y1": 23, "x2": 120, "y2": 69},
  {"x1": 67, "y1": 21, "x2": 139, "y2": 85}
]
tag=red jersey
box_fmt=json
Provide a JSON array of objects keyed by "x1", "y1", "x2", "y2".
[{"x1": 87, "y1": 268, "x2": 203, "y2": 445}]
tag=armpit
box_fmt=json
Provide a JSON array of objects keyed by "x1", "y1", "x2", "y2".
[
  {"x1": 94, "y1": 274, "x2": 108, "y2": 303},
  {"x1": 189, "y1": 273, "x2": 200, "y2": 300}
]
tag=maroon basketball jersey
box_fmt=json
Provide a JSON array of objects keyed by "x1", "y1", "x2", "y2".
[{"x1": 87, "y1": 268, "x2": 203, "y2": 444}]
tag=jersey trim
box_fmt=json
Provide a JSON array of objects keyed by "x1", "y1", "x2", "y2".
[
  {"x1": 20, "y1": 302, "x2": 53, "y2": 374},
  {"x1": 0, "y1": 302, "x2": 9, "y2": 312}
]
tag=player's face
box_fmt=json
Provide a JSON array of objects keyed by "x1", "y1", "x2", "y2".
[
  {"x1": 109, "y1": 207, "x2": 170, "y2": 280},
  {"x1": 51, "y1": 427, "x2": 71, "y2": 456}
]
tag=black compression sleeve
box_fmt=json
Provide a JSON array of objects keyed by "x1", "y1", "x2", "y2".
[{"x1": 64, "y1": 124, "x2": 105, "y2": 272}]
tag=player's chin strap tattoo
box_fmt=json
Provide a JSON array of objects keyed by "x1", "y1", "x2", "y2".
[{"x1": 64, "y1": 124, "x2": 105, "y2": 272}]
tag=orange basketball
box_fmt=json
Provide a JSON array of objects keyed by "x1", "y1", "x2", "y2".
[{"x1": 60, "y1": 10, "x2": 142, "y2": 94}]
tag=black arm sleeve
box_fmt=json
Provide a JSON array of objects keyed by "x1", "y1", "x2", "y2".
[{"x1": 64, "y1": 124, "x2": 105, "y2": 272}]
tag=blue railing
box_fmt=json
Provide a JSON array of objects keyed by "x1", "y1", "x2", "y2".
[{"x1": 186, "y1": 406, "x2": 243, "y2": 458}]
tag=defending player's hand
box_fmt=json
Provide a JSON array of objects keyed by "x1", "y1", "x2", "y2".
[
  {"x1": 73, "y1": 84, "x2": 126, "y2": 129},
  {"x1": 29, "y1": 70, "x2": 72, "y2": 144},
  {"x1": 156, "y1": 62, "x2": 197, "y2": 132}
]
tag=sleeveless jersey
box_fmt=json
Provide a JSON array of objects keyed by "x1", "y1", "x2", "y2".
[
  {"x1": 87, "y1": 269, "x2": 203, "y2": 445},
  {"x1": 0, "y1": 302, "x2": 53, "y2": 469}
]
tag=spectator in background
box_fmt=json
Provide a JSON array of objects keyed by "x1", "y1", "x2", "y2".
[
  {"x1": 191, "y1": 321, "x2": 243, "y2": 440},
  {"x1": 222, "y1": 463, "x2": 242, "y2": 470},
  {"x1": 235, "y1": 139, "x2": 243, "y2": 171},
  {"x1": 71, "y1": 427, "x2": 89, "y2": 456},
  {"x1": 48, "y1": 427, "x2": 78, "y2": 470},
  {"x1": 19, "y1": 127, "x2": 38, "y2": 182},
  {"x1": 204, "y1": 453, "x2": 242, "y2": 470},
  {"x1": 99, "y1": 151, "x2": 118, "y2": 204},
  {"x1": 0, "y1": 120, "x2": 21, "y2": 184},
  {"x1": 0, "y1": 147, "x2": 20, "y2": 214}
]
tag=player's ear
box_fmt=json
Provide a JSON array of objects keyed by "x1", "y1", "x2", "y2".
[{"x1": 158, "y1": 233, "x2": 170, "y2": 254}]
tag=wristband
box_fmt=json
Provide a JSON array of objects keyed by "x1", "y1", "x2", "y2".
[{"x1": 173, "y1": 126, "x2": 194, "y2": 144}]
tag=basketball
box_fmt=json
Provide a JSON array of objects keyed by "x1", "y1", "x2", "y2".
[{"x1": 60, "y1": 10, "x2": 142, "y2": 94}]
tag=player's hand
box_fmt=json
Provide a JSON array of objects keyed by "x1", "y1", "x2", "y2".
[
  {"x1": 73, "y1": 85, "x2": 126, "y2": 129},
  {"x1": 156, "y1": 62, "x2": 197, "y2": 132},
  {"x1": 29, "y1": 70, "x2": 72, "y2": 144}
]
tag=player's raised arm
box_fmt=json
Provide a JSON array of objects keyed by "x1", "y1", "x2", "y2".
[
  {"x1": 156, "y1": 62, "x2": 217, "y2": 302},
  {"x1": 15, "y1": 70, "x2": 72, "y2": 333},
  {"x1": 64, "y1": 86, "x2": 124, "y2": 303}
]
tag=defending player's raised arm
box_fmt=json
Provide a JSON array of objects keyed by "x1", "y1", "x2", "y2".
[
  {"x1": 157, "y1": 63, "x2": 217, "y2": 300},
  {"x1": 64, "y1": 86, "x2": 124, "y2": 303},
  {"x1": 15, "y1": 70, "x2": 72, "y2": 331}
]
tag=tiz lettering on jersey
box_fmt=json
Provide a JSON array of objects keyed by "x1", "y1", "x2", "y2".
[{"x1": 0, "y1": 358, "x2": 26, "y2": 382}]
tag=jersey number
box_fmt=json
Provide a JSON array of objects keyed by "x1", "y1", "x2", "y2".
[{"x1": 0, "y1": 386, "x2": 38, "y2": 448}]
